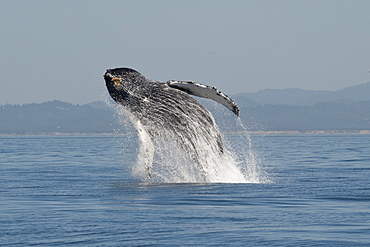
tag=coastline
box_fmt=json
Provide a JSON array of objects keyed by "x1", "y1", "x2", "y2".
[
  {"x1": 233, "y1": 130, "x2": 370, "y2": 135},
  {"x1": 1, "y1": 130, "x2": 370, "y2": 136}
]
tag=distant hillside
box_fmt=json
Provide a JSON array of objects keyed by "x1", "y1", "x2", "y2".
[
  {"x1": 0, "y1": 100, "x2": 119, "y2": 134},
  {"x1": 203, "y1": 81, "x2": 370, "y2": 131},
  {"x1": 234, "y1": 82, "x2": 370, "y2": 106},
  {"x1": 1, "y1": 82, "x2": 370, "y2": 134},
  {"x1": 239, "y1": 101, "x2": 370, "y2": 131}
]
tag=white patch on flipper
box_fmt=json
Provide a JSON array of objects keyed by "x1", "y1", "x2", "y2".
[
  {"x1": 134, "y1": 121, "x2": 154, "y2": 179},
  {"x1": 167, "y1": 80, "x2": 240, "y2": 116}
]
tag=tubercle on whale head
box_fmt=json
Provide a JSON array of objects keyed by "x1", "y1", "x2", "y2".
[{"x1": 112, "y1": 77, "x2": 123, "y2": 87}]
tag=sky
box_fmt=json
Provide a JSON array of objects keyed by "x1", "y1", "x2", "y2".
[{"x1": 1, "y1": 0, "x2": 369, "y2": 105}]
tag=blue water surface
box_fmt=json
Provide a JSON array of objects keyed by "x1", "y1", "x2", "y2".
[{"x1": 1, "y1": 134, "x2": 369, "y2": 246}]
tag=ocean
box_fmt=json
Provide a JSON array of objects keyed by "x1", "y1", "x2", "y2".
[{"x1": 1, "y1": 134, "x2": 369, "y2": 246}]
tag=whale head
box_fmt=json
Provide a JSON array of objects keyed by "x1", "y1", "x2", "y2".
[{"x1": 104, "y1": 67, "x2": 146, "y2": 103}]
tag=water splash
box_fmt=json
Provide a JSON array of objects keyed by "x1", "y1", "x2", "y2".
[
  {"x1": 108, "y1": 98, "x2": 271, "y2": 184},
  {"x1": 232, "y1": 118, "x2": 272, "y2": 184}
]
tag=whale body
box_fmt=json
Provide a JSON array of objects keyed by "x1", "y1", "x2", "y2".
[{"x1": 104, "y1": 67, "x2": 240, "y2": 180}]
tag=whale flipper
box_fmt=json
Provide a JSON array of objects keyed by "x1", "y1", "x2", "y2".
[
  {"x1": 136, "y1": 121, "x2": 154, "y2": 179},
  {"x1": 167, "y1": 80, "x2": 240, "y2": 117}
]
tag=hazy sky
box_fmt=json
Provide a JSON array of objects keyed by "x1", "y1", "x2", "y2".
[{"x1": 1, "y1": 0, "x2": 369, "y2": 105}]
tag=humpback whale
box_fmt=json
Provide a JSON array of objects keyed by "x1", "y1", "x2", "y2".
[{"x1": 104, "y1": 67, "x2": 240, "y2": 180}]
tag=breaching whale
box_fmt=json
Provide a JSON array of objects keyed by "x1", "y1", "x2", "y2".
[{"x1": 104, "y1": 67, "x2": 240, "y2": 180}]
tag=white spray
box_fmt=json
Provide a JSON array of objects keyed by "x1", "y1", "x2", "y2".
[{"x1": 111, "y1": 101, "x2": 270, "y2": 184}]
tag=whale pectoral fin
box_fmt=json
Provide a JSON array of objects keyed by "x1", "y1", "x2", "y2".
[
  {"x1": 136, "y1": 122, "x2": 155, "y2": 180},
  {"x1": 167, "y1": 80, "x2": 240, "y2": 116},
  {"x1": 142, "y1": 135, "x2": 154, "y2": 180}
]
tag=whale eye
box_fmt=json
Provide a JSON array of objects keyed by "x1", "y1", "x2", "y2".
[{"x1": 112, "y1": 77, "x2": 123, "y2": 87}]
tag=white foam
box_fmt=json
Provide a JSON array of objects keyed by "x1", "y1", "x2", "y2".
[{"x1": 107, "y1": 96, "x2": 271, "y2": 184}]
